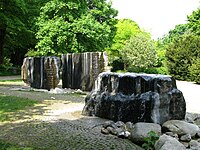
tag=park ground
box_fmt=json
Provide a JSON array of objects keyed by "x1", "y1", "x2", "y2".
[{"x1": 0, "y1": 76, "x2": 199, "y2": 149}]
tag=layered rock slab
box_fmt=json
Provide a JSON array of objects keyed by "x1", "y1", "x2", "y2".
[{"x1": 82, "y1": 72, "x2": 186, "y2": 124}]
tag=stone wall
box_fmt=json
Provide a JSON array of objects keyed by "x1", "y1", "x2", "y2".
[{"x1": 82, "y1": 72, "x2": 186, "y2": 124}]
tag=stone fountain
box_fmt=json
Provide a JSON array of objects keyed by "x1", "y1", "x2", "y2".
[
  {"x1": 21, "y1": 52, "x2": 109, "y2": 91},
  {"x1": 21, "y1": 56, "x2": 60, "y2": 90},
  {"x1": 61, "y1": 52, "x2": 109, "y2": 91},
  {"x1": 82, "y1": 72, "x2": 186, "y2": 124}
]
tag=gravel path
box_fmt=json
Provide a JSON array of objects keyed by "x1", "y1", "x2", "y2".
[{"x1": 0, "y1": 82, "x2": 141, "y2": 149}]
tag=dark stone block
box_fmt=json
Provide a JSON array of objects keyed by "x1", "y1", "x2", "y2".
[
  {"x1": 62, "y1": 52, "x2": 109, "y2": 91},
  {"x1": 21, "y1": 56, "x2": 60, "y2": 90},
  {"x1": 82, "y1": 72, "x2": 186, "y2": 124}
]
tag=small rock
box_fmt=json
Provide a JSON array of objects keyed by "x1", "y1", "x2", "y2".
[
  {"x1": 125, "y1": 122, "x2": 133, "y2": 132},
  {"x1": 130, "y1": 122, "x2": 161, "y2": 144},
  {"x1": 102, "y1": 121, "x2": 115, "y2": 128},
  {"x1": 115, "y1": 121, "x2": 125, "y2": 129},
  {"x1": 51, "y1": 96, "x2": 56, "y2": 100},
  {"x1": 107, "y1": 126, "x2": 117, "y2": 135},
  {"x1": 101, "y1": 128, "x2": 109, "y2": 135},
  {"x1": 49, "y1": 88, "x2": 64, "y2": 94},
  {"x1": 162, "y1": 120, "x2": 199, "y2": 137},
  {"x1": 155, "y1": 134, "x2": 186, "y2": 150},
  {"x1": 180, "y1": 134, "x2": 192, "y2": 142},
  {"x1": 165, "y1": 132, "x2": 178, "y2": 137},
  {"x1": 124, "y1": 131, "x2": 131, "y2": 138},
  {"x1": 165, "y1": 132, "x2": 179, "y2": 140},
  {"x1": 196, "y1": 130, "x2": 200, "y2": 138},
  {"x1": 189, "y1": 140, "x2": 200, "y2": 150},
  {"x1": 115, "y1": 128, "x2": 124, "y2": 137},
  {"x1": 117, "y1": 131, "x2": 126, "y2": 138}
]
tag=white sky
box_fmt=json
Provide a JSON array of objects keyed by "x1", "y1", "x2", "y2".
[{"x1": 112, "y1": 0, "x2": 200, "y2": 39}]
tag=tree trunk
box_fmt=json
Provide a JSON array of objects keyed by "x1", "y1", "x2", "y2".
[{"x1": 0, "y1": 28, "x2": 6, "y2": 65}]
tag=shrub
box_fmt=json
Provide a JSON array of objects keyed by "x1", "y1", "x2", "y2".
[
  {"x1": 166, "y1": 33, "x2": 200, "y2": 81},
  {"x1": 121, "y1": 33, "x2": 158, "y2": 70},
  {"x1": 189, "y1": 58, "x2": 200, "y2": 84},
  {"x1": 142, "y1": 131, "x2": 159, "y2": 150}
]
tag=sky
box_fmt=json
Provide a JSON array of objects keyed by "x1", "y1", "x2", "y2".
[{"x1": 112, "y1": 0, "x2": 200, "y2": 39}]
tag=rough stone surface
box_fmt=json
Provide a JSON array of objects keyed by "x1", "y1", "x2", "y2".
[
  {"x1": 62, "y1": 52, "x2": 109, "y2": 91},
  {"x1": 162, "y1": 120, "x2": 199, "y2": 137},
  {"x1": 130, "y1": 122, "x2": 161, "y2": 144},
  {"x1": 155, "y1": 134, "x2": 186, "y2": 150},
  {"x1": 21, "y1": 56, "x2": 60, "y2": 90},
  {"x1": 165, "y1": 132, "x2": 179, "y2": 140},
  {"x1": 82, "y1": 72, "x2": 186, "y2": 124},
  {"x1": 189, "y1": 140, "x2": 200, "y2": 150},
  {"x1": 180, "y1": 134, "x2": 192, "y2": 142}
]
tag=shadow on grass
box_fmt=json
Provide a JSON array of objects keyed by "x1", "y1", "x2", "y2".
[{"x1": 0, "y1": 95, "x2": 50, "y2": 122}]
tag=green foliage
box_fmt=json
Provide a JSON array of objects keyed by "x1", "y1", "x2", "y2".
[
  {"x1": 166, "y1": 33, "x2": 200, "y2": 80},
  {"x1": 0, "y1": 0, "x2": 44, "y2": 65},
  {"x1": 35, "y1": 0, "x2": 117, "y2": 56},
  {"x1": 0, "y1": 140, "x2": 35, "y2": 150},
  {"x1": 189, "y1": 58, "x2": 200, "y2": 84},
  {"x1": 121, "y1": 32, "x2": 157, "y2": 70},
  {"x1": 0, "y1": 95, "x2": 37, "y2": 122},
  {"x1": 187, "y1": 7, "x2": 200, "y2": 35},
  {"x1": 142, "y1": 131, "x2": 159, "y2": 150},
  {"x1": 106, "y1": 19, "x2": 141, "y2": 64}
]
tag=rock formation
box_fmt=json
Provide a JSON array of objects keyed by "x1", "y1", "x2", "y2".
[
  {"x1": 61, "y1": 52, "x2": 109, "y2": 91},
  {"x1": 21, "y1": 56, "x2": 60, "y2": 90},
  {"x1": 82, "y1": 72, "x2": 186, "y2": 124}
]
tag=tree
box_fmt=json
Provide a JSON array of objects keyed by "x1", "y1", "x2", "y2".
[
  {"x1": 121, "y1": 32, "x2": 157, "y2": 70},
  {"x1": 189, "y1": 58, "x2": 200, "y2": 83},
  {"x1": 106, "y1": 19, "x2": 142, "y2": 70},
  {"x1": 187, "y1": 7, "x2": 200, "y2": 35},
  {"x1": 0, "y1": 0, "x2": 27, "y2": 65},
  {"x1": 34, "y1": 0, "x2": 118, "y2": 56},
  {"x1": 166, "y1": 33, "x2": 200, "y2": 80},
  {"x1": 0, "y1": 0, "x2": 43, "y2": 65}
]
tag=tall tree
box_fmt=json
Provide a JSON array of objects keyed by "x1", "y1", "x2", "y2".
[
  {"x1": 0, "y1": 0, "x2": 32, "y2": 65},
  {"x1": 34, "y1": 0, "x2": 118, "y2": 56},
  {"x1": 106, "y1": 19, "x2": 143, "y2": 70},
  {"x1": 187, "y1": 7, "x2": 200, "y2": 35},
  {"x1": 121, "y1": 32, "x2": 157, "y2": 70}
]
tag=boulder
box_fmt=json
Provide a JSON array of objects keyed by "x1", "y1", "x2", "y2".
[
  {"x1": 130, "y1": 122, "x2": 161, "y2": 144},
  {"x1": 155, "y1": 134, "x2": 186, "y2": 150},
  {"x1": 162, "y1": 120, "x2": 199, "y2": 137},
  {"x1": 180, "y1": 134, "x2": 192, "y2": 142},
  {"x1": 82, "y1": 72, "x2": 186, "y2": 124}
]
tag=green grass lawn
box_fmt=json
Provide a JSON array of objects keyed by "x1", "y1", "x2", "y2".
[
  {"x1": 0, "y1": 95, "x2": 38, "y2": 122},
  {"x1": 0, "y1": 140, "x2": 35, "y2": 150}
]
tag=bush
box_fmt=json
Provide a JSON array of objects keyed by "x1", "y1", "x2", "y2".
[
  {"x1": 189, "y1": 58, "x2": 200, "y2": 84},
  {"x1": 166, "y1": 33, "x2": 200, "y2": 81},
  {"x1": 121, "y1": 33, "x2": 158, "y2": 70},
  {"x1": 127, "y1": 66, "x2": 169, "y2": 75},
  {"x1": 142, "y1": 131, "x2": 159, "y2": 150}
]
